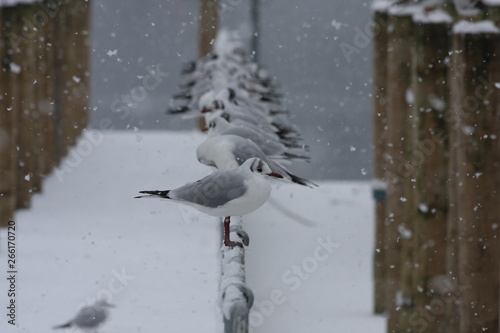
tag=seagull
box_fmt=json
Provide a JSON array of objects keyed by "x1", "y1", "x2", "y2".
[
  {"x1": 205, "y1": 116, "x2": 306, "y2": 156},
  {"x1": 135, "y1": 158, "x2": 283, "y2": 247},
  {"x1": 53, "y1": 299, "x2": 114, "y2": 332},
  {"x1": 196, "y1": 135, "x2": 316, "y2": 187}
]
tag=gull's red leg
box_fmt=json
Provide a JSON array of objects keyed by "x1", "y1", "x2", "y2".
[{"x1": 223, "y1": 216, "x2": 243, "y2": 248}]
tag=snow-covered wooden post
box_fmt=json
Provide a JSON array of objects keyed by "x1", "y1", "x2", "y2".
[
  {"x1": 220, "y1": 217, "x2": 253, "y2": 333},
  {"x1": 449, "y1": 20, "x2": 500, "y2": 333},
  {"x1": 384, "y1": 6, "x2": 415, "y2": 331},
  {"x1": 409, "y1": 9, "x2": 452, "y2": 333},
  {"x1": 371, "y1": 1, "x2": 389, "y2": 315}
]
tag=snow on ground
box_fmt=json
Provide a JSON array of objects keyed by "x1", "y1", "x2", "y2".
[
  {"x1": 0, "y1": 130, "x2": 385, "y2": 333},
  {"x1": 245, "y1": 183, "x2": 386, "y2": 332}
]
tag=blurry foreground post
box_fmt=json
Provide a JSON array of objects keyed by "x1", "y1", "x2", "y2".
[
  {"x1": 450, "y1": 22, "x2": 500, "y2": 333},
  {"x1": 410, "y1": 11, "x2": 451, "y2": 333},
  {"x1": 381, "y1": 8, "x2": 413, "y2": 332},
  {"x1": 0, "y1": 7, "x2": 17, "y2": 224},
  {"x1": 36, "y1": 6, "x2": 57, "y2": 177},
  {"x1": 12, "y1": 5, "x2": 37, "y2": 208},
  {"x1": 384, "y1": 7, "x2": 414, "y2": 332},
  {"x1": 371, "y1": 3, "x2": 389, "y2": 315}
]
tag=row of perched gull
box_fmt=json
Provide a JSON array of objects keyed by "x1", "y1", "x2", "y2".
[
  {"x1": 53, "y1": 32, "x2": 316, "y2": 333},
  {"x1": 136, "y1": 31, "x2": 316, "y2": 248}
]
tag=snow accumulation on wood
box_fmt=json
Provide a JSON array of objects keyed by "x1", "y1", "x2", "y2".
[
  {"x1": 453, "y1": 20, "x2": 500, "y2": 34},
  {"x1": 413, "y1": 8, "x2": 453, "y2": 24},
  {"x1": 388, "y1": 4, "x2": 422, "y2": 16},
  {"x1": 484, "y1": 0, "x2": 500, "y2": 5},
  {"x1": 0, "y1": 0, "x2": 42, "y2": 6},
  {"x1": 371, "y1": 0, "x2": 395, "y2": 13}
]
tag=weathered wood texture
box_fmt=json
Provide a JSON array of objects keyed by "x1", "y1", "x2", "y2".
[
  {"x1": 372, "y1": 8, "x2": 389, "y2": 315},
  {"x1": 0, "y1": 0, "x2": 91, "y2": 225},
  {"x1": 408, "y1": 19, "x2": 451, "y2": 333},
  {"x1": 450, "y1": 30, "x2": 500, "y2": 333},
  {"x1": 384, "y1": 12, "x2": 414, "y2": 333},
  {"x1": 374, "y1": 4, "x2": 500, "y2": 333}
]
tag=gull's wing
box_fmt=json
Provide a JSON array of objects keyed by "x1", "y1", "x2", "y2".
[{"x1": 169, "y1": 170, "x2": 247, "y2": 208}]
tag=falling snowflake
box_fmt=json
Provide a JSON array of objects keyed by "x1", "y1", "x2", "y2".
[{"x1": 106, "y1": 49, "x2": 118, "y2": 57}]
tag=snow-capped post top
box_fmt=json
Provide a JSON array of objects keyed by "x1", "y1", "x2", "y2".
[
  {"x1": 371, "y1": 0, "x2": 396, "y2": 13},
  {"x1": 453, "y1": 20, "x2": 500, "y2": 34},
  {"x1": 0, "y1": 0, "x2": 42, "y2": 6},
  {"x1": 413, "y1": 8, "x2": 453, "y2": 24},
  {"x1": 387, "y1": 4, "x2": 423, "y2": 17},
  {"x1": 483, "y1": 0, "x2": 500, "y2": 6}
]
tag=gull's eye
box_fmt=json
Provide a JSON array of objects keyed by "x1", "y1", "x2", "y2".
[{"x1": 256, "y1": 167, "x2": 263, "y2": 173}]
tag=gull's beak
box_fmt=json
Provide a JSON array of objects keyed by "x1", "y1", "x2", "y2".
[
  {"x1": 201, "y1": 108, "x2": 212, "y2": 113},
  {"x1": 267, "y1": 172, "x2": 283, "y2": 179},
  {"x1": 201, "y1": 126, "x2": 209, "y2": 132}
]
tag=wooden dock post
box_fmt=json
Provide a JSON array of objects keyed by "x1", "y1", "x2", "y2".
[
  {"x1": 0, "y1": 6, "x2": 18, "y2": 223},
  {"x1": 0, "y1": 0, "x2": 92, "y2": 224},
  {"x1": 449, "y1": 22, "x2": 500, "y2": 333},
  {"x1": 35, "y1": 4, "x2": 58, "y2": 177},
  {"x1": 372, "y1": 4, "x2": 389, "y2": 315},
  {"x1": 10, "y1": 5, "x2": 37, "y2": 208},
  {"x1": 444, "y1": 16, "x2": 463, "y2": 333},
  {"x1": 384, "y1": 8, "x2": 415, "y2": 331},
  {"x1": 410, "y1": 10, "x2": 451, "y2": 333}
]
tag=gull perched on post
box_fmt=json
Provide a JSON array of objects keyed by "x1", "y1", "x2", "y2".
[
  {"x1": 53, "y1": 299, "x2": 115, "y2": 332},
  {"x1": 135, "y1": 158, "x2": 283, "y2": 247}
]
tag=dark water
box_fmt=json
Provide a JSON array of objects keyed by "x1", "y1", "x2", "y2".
[{"x1": 89, "y1": 0, "x2": 373, "y2": 180}]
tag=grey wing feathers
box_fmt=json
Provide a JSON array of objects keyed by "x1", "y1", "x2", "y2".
[
  {"x1": 232, "y1": 138, "x2": 269, "y2": 164},
  {"x1": 170, "y1": 170, "x2": 247, "y2": 208},
  {"x1": 234, "y1": 138, "x2": 317, "y2": 188}
]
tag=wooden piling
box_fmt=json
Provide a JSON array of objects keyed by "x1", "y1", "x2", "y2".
[
  {"x1": 0, "y1": 0, "x2": 92, "y2": 223},
  {"x1": 409, "y1": 12, "x2": 451, "y2": 333},
  {"x1": 450, "y1": 24, "x2": 500, "y2": 333},
  {"x1": 444, "y1": 20, "x2": 463, "y2": 333},
  {"x1": 384, "y1": 8, "x2": 415, "y2": 332},
  {"x1": 0, "y1": 7, "x2": 17, "y2": 223},
  {"x1": 73, "y1": 0, "x2": 92, "y2": 133},
  {"x1": 54, "y1": 1, "x2": 74, "y2": 158},
  {"x1": 5, "y1": 5, "x2": 37, "y2": 209},
  {"x1": 372, "y1": 6, "x2": 389, "y2": 315},
  {"x1": 35, "y1": 4, "x2": 58, "y2": 176}
]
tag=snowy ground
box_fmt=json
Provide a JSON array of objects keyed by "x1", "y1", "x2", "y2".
[{"x1": 0, "y1": 130, "x2": 385, "y2": 333}]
